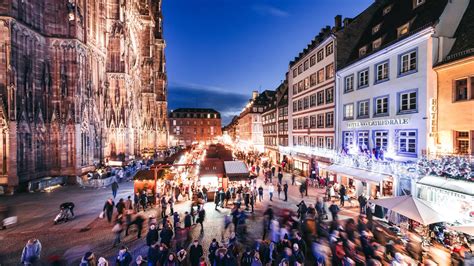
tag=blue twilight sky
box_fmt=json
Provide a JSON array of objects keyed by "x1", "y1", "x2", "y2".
[{"x1": 163, "y1": 0, "x2": 373, "y2": 125}]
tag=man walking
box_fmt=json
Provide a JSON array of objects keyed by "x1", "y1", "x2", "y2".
[
  {"x1": 339, "y1": 184, "x2": 347, "y2": 207},
  {"x1": 111, "y1": 180, "x2": 119, "y2": 199},
  {"x1": 358, "y1": 193, "x2": 367, "y2": 214},
  {"x1": 291, "y1": 173, "x2": 296, "y2": 186},
  {"x1": 258, "y1": 185, "x2": 264, "y2": 202},
  {"x1": 189, "y1": 240, "x2": 203, "y2": 266},
  {"x1": 268, "y1": 183, "x2": 274, "y2": 201},
  {"x1": 283, "y1": 182, "x2": 288, "y2": 201},
  {"x1": 329, "y1": 200, "x2": 340, "y2": 221},
  {"x1": 277, "y1": 171, "x2": 283, "y2": 185}
]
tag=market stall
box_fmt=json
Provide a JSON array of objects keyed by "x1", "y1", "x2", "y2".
[{"x1": 224, "y1": 160, "x2": 250, "y2": 188}]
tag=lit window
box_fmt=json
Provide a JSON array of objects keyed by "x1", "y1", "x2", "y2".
[
  {"x1": 317, "y1": 69, "x2": 325, "y2": 83},
  {"x1": 453, "y1": 78, "x2": 474, "y2": 101},
  {"x1": 359, "y1": 46, "x2": 367, "y2": 57},
  {"x1": 398, "y1": 130, "x2": 417, "y2": 155},
  {"x1": 383, "y1": 5, "x2": 392, "y2": 15},
  {"x1": 326, "y1": 137, "x2": 334, "y2": 149},
  {"x1": 373, "y1": 38, "x2": 382, "y2": 50},
  {"x1": 317, "y1": 137, "x2": 325, "y2": 148},
  {"x1": 358, "y1": 131, "x2": 369, "y2": 150},
  {"x1": 343, "y1": 131, "x2": 354, "y2": 149},
  {"x1": 325, "y1": 63, "x2": 334, "y2": 79},
  {"x1": 376, "y1": 61, "x2": 389, "y2": 82},
  {"x1": 317, "y1": 91, "x2": 324, "y2": 106},
  {"x1": 399, "y1": 50, "x2": 417, "y2": 74},
  {"x1": 310, "y1": 73, "x2": 317, "y2": 86},
  {"x1": 397, "y1": 23, "x2": 409, "y2": 37},
  {"x1": 343, "y1": 104, "x2": 354, "y2": 120},
  {"x1": 372, "y1": 23, "x2": 381, "y2": 34}
]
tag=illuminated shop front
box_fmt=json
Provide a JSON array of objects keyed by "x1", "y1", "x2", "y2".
[{"x1": 417, "y1": 175, "x2": 474, "y2": 224}]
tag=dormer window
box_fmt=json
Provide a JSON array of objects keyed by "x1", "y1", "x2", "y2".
[
  {"x1": 383, "y1": 5, "x2": 392, "y2": 15},
  {"x1": 397, "y1": 23, "x2": 409, "y2": 37},
  {"x1": 359, "y1": 46, "x2": 367, "y2": 57},
  {"x1": 372, "y1": 23, "x2": 381, "y2": 34},
  {"x1": 373, "y1": 38, "x2": 382, "y2": 50},
  {"x1": 414, "y1": 0, "x2": 425, "y2": 8}
]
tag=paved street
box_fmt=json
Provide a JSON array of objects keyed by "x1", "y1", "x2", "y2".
[{"x1": 0, "y1": 171, "x2": 361, "y2": 265}]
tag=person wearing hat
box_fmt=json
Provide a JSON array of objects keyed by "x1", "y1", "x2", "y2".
[{"x1": 80, "y1": 251, "x2": 96, "y2": 266}]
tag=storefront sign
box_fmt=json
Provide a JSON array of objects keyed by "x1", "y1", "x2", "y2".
[{"x1": 347, "y1": 118, "x2": 409, "y2": 129}]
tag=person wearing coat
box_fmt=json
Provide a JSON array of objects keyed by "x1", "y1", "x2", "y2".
[
  {"x1": 80, "y1": 251, "x2": 97, "y2": 266},
  {"x1": 103, "y1": 198, "x2": 115, "y2": 223},
  {"x1": 116, "y1": 246, "x2": 132, "y2": 266},
  {"x1": 146, "y1": 223, "x2": 159, "y2": 246},
  {"x1": 20, "y1": 238, "x2": 42, "y2": 265},
  {"x1": 189, "y1": 240, "x2": 204, "y2": 266}
]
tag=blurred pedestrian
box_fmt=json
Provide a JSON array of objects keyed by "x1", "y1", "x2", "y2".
[
  {"x1": 111, "y1": 180, "x2": 119, "y2": 199},
  {"x1": 283, "y1": 183, "x2": 288, "y2": 201},
  {"x1": 189, "y1": 240, "x2": 204, "y2": 266},
  {"x1": 268, "y1": 183, "x2": 274, "y2": 201},
  {"x1": 103, "y1": 198, "x2": 114, "y2": 223},
  {"x1": 146, "y1": 223, "x2": 159, "y2": 246},
  {"x1": 115, "y1": 246, "x2": 132, "y2": 266},
  {"x1": 79, "y1": 251, "x2": 96, "y2": 266},
  {"x1": 20, "y1": 238, "x2": 42, "y2": 265},
  {"x1": 112, "y1": 220, "x2": 123, "y2": 247}
]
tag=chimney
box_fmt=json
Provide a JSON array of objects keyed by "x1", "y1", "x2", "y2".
[
  {"x1": 343, "y1": 17, "x2": 353, "y2": 27},
  {"x1": 334, "y1": 15, "x2": 342, "y2": 30},
  {"x1": 252, "y1": 91, "x2": 258, "y2": 100}
]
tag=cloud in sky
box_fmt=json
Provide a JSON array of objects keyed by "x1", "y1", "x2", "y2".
[
  {"x1": 168, "y1": 83, "x2": 250, "y2": 125},
  {"x1": 252, "y1": 4, "x2": 289, "y2": 17}
]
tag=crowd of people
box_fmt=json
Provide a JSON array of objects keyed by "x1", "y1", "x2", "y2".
[{"x1": 18, "y1": 149, "x2": 471, "y2": 265}]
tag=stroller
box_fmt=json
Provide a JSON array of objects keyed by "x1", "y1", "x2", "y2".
[{"x1": 54, "y1": 202, "x2": 75, "y2": 224}]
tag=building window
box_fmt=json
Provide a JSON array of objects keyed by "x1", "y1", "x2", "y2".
[
  {"x1": 414, "y1": 0, "x2": 425, "y2": 8},
  {"x1": 317, "y1": 137, "x2": 325, "y2": 148},
  {"x1": 326, "y1": 87, "x2": 334, "y2": 103},
  {"x1": 398, "y1": 130, "x2": 417, "y2": 155},
  {"x1": 344, "y1": 102, "x2": 355, "y2": 121},
  {"x1": 326, "y1": 63, "x2": 334, "y2": 79},
  {"x1": 398, "y1": 23, "x2": 410, "y2": 37},
  {"x1": 317, "y1": 114, "x2": 324, "y2": 128},
  {"x1": 326, "y1": 42, "x2": 334, "y2": 56},
  {"x1": 304, "y1": 60, "x2": 309, "y2": 71},
  {"x1": 455, "y1": 131, "x2": 470, "y2": 154},
  {"x1": 297, "y1": 99, "x2": 302, "y2": 111},
  {"x1": 374, "y1": 96, "x2": 389, "y2": 116},
  {"x1": 373, "y1": 38, "x2": 382, "y2": 50},
  {"x1": 326, "y1": 137, "x2": 334, "y2": 149},
  {"x1": 293, "y1": 119, "x2": 297, "y2": 130},
  {"x1": 317, "y1": 49, "x2": 324, "y2": 62},
  {"x1": 325, "y1": 112, "x2": 334, "y2": 127},
  {"x1": 304, "y1": 77, "x2": 310, "y2": 90},
  {"x1": 310, "y1": 55, "x2": 316, "y2": 66},
  {"x1": 358, "y1": 69, "x2": 369, "y2": 88},
  {"x1": 372, "y1": 23, "x2": 381, "y2": 34},
  {"x1": 374, "y1": 131, "x2": 388, "y2": 151},
  {"x1": 310, "y1": 94, "x2": 316, "y2": 107},
  {"x1": 293, "y1": 84, "x2": 298, "y2": 95},
  {"x1": 375, "y1": 60, "x2": 389, "y2": 83},
  {"x1": 298, "y1": 64, "x2": 303, "y2": 74},
  {"x1": 310, "y1": 73, "x2": 317, "y2": 86},
  {"x1": 453, "y1": 78, "x2": 474, "y2": 101},
  {"x1": 298, "y1": 118, "x2": 302, "y2": 129},
  {"x1": 343, "y1": 131, "x2": 354, "y2": 149},
  {"x1": 293, "y1": 101, "x2": 297, "y2": 112},
  {"x1": 358, "y1": 131, "x2": 369, "y2": 150},
  {"x1": 344, "y1": 75, "x2": 354, "y2": 93},
  {"x1": 398, "y1": 89, "x2": 417, "y2": 113},
  {"x1": 317, "y1": 91, "x2": 325, "y2": 106},
  {"x1": 359, "y1": 46, "x2": 367, "y2": 57},
  {"x1": 293, "y1": 68, "x2": 298, "y2": 78},
  {"x1": 303, "y1": 117, "x2": 309, "y2": 129},
  {"x1": 383, "y1": 5, "x2": 392, "y2": 15},
  {"x1": 358, "y1": 100, "x2": 370, "y2": 118},
  {"x1": 303, "y1": 97, "x2": 309, "y2": 109},
  {"x1": 317, "y1": 69, "x2": 325, "y2": 83},
  {"x1": 310, "y1": 115, "x2": 316, "y2": 128},
  {"x1": 399, "y1": 49, "x2": 417, "y2": 75}
]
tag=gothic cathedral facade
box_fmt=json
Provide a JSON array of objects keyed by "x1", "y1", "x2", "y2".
[{"x1": 0, "y1": 0, "x2": 168, "y2": 190}]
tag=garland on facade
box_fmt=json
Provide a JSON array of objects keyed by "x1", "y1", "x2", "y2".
[{"x1": 279, "y1": 146, "x2": 473, "y2": 182}]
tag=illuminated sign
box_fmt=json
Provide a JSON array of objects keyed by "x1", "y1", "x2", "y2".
[{"x1": 347, "y1": 118, "x2": 409, "y2": 129}]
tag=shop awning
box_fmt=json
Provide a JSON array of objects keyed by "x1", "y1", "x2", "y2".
[
  {"x1": 325, "y1": 164, "x2": 389, "y2": 183},
  {"x1": 417, "y1": 175, "x2": 474, "y2": 196},
  {"x1": 224, "y1": 161, "x2": 249, "y2": 181}
]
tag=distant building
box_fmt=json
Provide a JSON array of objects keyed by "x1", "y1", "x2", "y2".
[
  {"x1": 222, "y1": 116, "x2": 239, "y2": 142},
  {"x1": 169, "y1": 108, "x2": 222, "y2": 146},
  {"x1": 237, "y1": 90, "x2": 276, "y2": 152}
]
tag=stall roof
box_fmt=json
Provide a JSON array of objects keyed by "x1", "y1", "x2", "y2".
[
  {"x1": 325, "y1": 164, "x2": 390, "y2": 184},
  {"x1": 417, "y1": 175, "x2": 474, "y2": 196},
  {"x1": 224, "y1": 161, "x2": 249, "y2": 181},
  {"x1": 133, "y1": 170, "x2": 155, "y2": 181}
]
